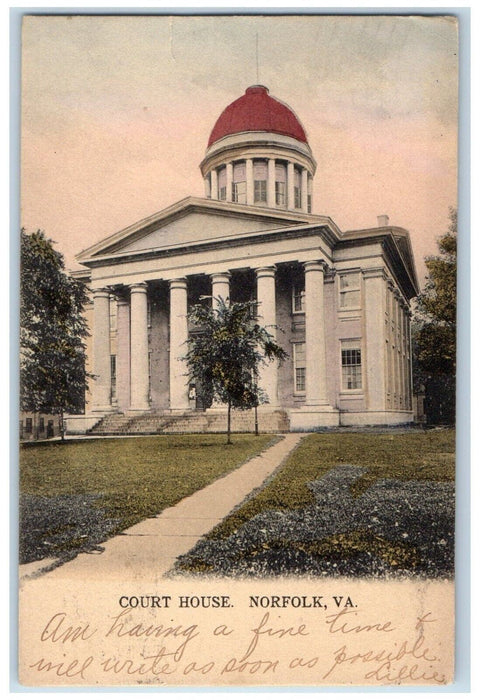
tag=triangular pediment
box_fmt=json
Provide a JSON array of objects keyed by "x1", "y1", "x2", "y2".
[{"x1": 77, "y1": 196, "x2": 323, "y2": 263}]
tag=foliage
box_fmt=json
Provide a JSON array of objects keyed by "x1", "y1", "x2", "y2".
[
  {"x1": 20, "y1": 229, "x2": 90, "y2": 431},
  {"x1": 184, "y1": 297, "x2": 288, "y2": 442},
  {"x1": 413, "y1": 208, "x2": 456, "y2": 423},
  {"x1": 414, "y1": 208, "x2": 456, "y2": 375}
]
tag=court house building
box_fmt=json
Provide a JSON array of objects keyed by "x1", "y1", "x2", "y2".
[{"x1": 70, "y1": 85, "x2": 419, "y2": 433}]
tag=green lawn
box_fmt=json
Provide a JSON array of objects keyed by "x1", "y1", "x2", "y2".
[
  {"x1": 20, "y1": 434, "x2": 276, "y2": 562},
  {"x1": 206, "y1": 429, "x2": 456, "y2": 540}
]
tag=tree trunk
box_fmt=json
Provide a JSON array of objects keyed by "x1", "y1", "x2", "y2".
[
  {"x1": 60, "y1": 409, "x2": 65, "y2": 441},
  {"x1": 227, "y1": 400, "x2": 232, "y2": 445}
]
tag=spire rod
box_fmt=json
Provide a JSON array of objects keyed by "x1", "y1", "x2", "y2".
[{"x1": 256, "y1": 33, "x2": 259, "y2": 84}]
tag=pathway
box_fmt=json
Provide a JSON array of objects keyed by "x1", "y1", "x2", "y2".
[{"x1": 19, "y1": 433, "x2": 304, "y2": 583}]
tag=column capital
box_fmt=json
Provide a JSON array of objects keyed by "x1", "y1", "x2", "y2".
[
  {"x1": 129, "y1": 281, "x2": 148, "y2": 294},
  {"x1": 303, "y1": 260, "x2": 328, "y2": 274},
  {"x1": 362, "y1": 267, "x2": 388, "y2": 281},
  {"x1": 168, "y1": 277, "x2": 188, "y2": 291},
  {"x1": 255, "y1": 265, "x2": 276, "y2": 279},
  {"x1": 210, "y1": 271, "x2": 231, "y2": 283},
  {"x1": 92, "y1": 287, "x2": 111, "y2": 299}
]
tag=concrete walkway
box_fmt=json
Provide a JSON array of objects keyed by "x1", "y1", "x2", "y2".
[{"x1": 20, "y1": 433, "x2": 304, "y2": 583}]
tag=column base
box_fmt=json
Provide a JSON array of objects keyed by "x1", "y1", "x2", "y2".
[
  {"x1": 289, "y1": 405, "x2": 340, "y2": 430},
  {"x1": 91, "y1": 405, "x2": 116, "y2": 414},
  {"x1": 127, "y1": 405, "x2": 151, "y2": 414}
]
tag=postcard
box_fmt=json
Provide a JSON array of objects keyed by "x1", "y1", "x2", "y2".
[{"x1": 18, "y1": 13, "x2": 459, "y2": 687}]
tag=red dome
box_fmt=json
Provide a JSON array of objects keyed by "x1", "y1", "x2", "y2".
[{"x1": 207, "y1": 86, "x2": 308, "y2": 148}]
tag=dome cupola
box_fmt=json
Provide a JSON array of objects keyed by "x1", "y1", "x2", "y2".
[{"x1": 200, "y1": 86, "x2": 316, "y2": 213}]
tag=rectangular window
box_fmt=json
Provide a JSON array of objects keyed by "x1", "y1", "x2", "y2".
[
  {"x1": 307, "y1": 194, "x2": 312, "y2": 213},
  {"x1": 275, "y1": 164, "x2": 287, "y2": 206},
  {"x1": 25, "y1": 418, "x2": 33, "y2": 434},
  {"x1": 39, "y1": 416, "x2": 45, "y2": 432},
  {"x1": 275, "y1": 181, "x2": 286, "y2": 206},
  {"x1": 218, "y1": 167, "x2": 227, "y2": 200},
  {"x1": 293, "y1": 342, "x2": 306, "y2": 393},
  {"x1": 232, "y1": 163, "x2": 246, "y2": 203},
  {"x1": 292, "y1": 283, "x2": 305, "y2": 313},
  {"x1": 294, "y1": 168, "x2": 301, "y2": 208},
  {"x1": 232, "y1": 181, "x2": 246, "y2": 204},
  {"x1": 341, "y1": 343, "x2": 362, "y2": 390},
  {"x1": 254, "y1": 180, "x2": 267, "y2": 203},
  {"x1": 339, "y1": 272, "x2": 361, "y2": 308}
]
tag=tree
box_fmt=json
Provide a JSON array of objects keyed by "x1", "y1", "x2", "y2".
[
  {"x1": 184, "y1": 297, "x2": 288, "y2": 443},
  {"x1": 413, "y1": 208, "x2": 456, "y2": 423},
  {"x1": 20, "y1": 229, "x2": 90, "y2": 439}
]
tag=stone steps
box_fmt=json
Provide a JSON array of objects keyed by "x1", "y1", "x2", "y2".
[{"x1": 88, "y1": 409, "x2": 290, "y2": 435}]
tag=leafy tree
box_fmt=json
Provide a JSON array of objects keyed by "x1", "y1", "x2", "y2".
[
  {"x1": 185, "y1": 297, "x2": 288, "y2": 443},
  {"x1": 20, "y1": 229, "x2": 90, "y2": 439},
  {"x1": 413, "y1": 208, "x2": 456, "y2": 423}
]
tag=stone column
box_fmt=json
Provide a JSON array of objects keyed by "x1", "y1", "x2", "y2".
[
  {"x1": 211, "y1": 272, "x2": 230, "y2": 307},
  {"x1": 210, "y1": 169, "x2": 218, "y2": 200},
  {"x1": 246, "y1": 158, "x2": 254, "y2": 205},
  {"x1": 209, "y1": 273, "x2": 231, "y2": 410},
  {"x1": 256, "y1": 266, "x2": 278, "y2": 407},
  {"x1": 301, "y1": 168, "x2": 309, "y2": 212},
  {"x1": 267, "y1": 158, "x2": 276, "y2": 208},
  {"x1": 363, "y1": 270, "x2": 387, "y2": 411},
  {"x1": 92, "y1": 288, "x2": 112, "y2": 412},
  {"x1": 169, "y1": 278, "x2": 189, "y2": 411},
  {"x1": 304, "y1": 261, "x2": 328, "y2": 406},
  {"x1": 226, "y1": 162, "x2": 233, "y2": 203},
  {"x1": 129, "y1": 283, "x2": 150, "y2": 412},
  {"x1": 204, "y1": 175, "x2": 211, "y2": 199},
  {"x1": 116, "y1": 296, "x2": 131, "y2": 411},
  {"x1": 287, "y1": 161, "x2": 295, "y2": 211}
]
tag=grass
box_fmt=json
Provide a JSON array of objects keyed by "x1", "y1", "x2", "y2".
[
  {"x1": 20, "y1": 434, "x2": 276, "y2": 547},
  {"x1": 206, "y1": 429, "x2": 456, "y2": 541}
]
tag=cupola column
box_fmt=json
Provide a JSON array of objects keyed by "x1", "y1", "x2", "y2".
[
  {"x1": 226, "y1": 162, "x2": 233, "y2": 203},
  {"x1": 267, "y1": 159, "x2": 276, "y2": 208},
  {"x1": 210, "y1": 169, "x2": 218, "y2": 200},
  {"x1": 287, "y1": 162, "x2": 295, "y2": 211},
  {"x1": 91, "y1": 288, "x2": 112, "y2": 412},
  {"x1": 169, "y1": 278, "x2": 190, "y2": 411},
  {"x1": 129, "y1": 282, "x2": 150, "y2": 412},
  {"x1": 301, "y1": 168, "x2": 309, "y2": 212},
  {"x1": 255, "y1": 266, "x2": 279, "y2": 407},
  {"x1": 246, "y1": 158, "x2": 254, "y2": 205}
]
